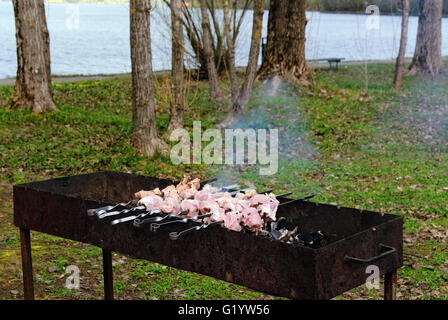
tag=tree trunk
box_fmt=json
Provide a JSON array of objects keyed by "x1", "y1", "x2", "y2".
[
  {"x1": 408, "y1": 0, "x2": 443, "y2": 76},
  {"x1": 199, "y1": 0, "x2": 222, "y2": 100},
  {"x1": 393, "y1": 0, "x2": 410, "y2": 90},
  {"x1": 233, "y1": 0, "x2": 264, "y2": 113},
  {"x1": 130, "y1": 0, "x2": 167, "y2": 157},
  {"x1": 257, "y1": 0, "x2": 312, "y2": 86},
  {"x1": 220, "y1": 0, "x2": 264, "y2": 126},
  {"x1": 12, "y1": 0, "x2": 57, "y2": 114},
  {"x1": 168, "y1": 0, "x2": 185, "y2": 132},
  {"x1": 223, "y1": 0, "x2": 239, "y2": 104}
]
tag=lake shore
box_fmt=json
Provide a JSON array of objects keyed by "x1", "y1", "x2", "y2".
[{"x1": 0, "y1": 57, "x2": 421, "y2": 86}]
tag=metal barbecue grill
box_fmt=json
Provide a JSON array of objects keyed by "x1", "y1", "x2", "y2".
[{"x1": 13, "y1": 171, "x2": 403, "y2": 300}]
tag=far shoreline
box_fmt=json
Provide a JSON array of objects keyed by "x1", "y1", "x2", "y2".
[
  {"x1": 0, "y1": 57, "x2": 431, "y2": 86},
  {"x1": 2, "y1": 56, "x2": 448, "y2": 85}
]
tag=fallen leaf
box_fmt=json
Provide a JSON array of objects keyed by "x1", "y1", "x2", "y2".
[{"x1": 48, "y1": 266, "x2": 58, "y2": 273}]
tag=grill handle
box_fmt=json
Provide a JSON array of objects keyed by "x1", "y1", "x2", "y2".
[{"x1": 344, "y1": 244, "x2": 396, "y2": 264}]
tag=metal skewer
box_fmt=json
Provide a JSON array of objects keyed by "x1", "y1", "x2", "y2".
[
  {"x1": 277, "y1": 192, "x2": 293, "y2": 198},
  {"x1": 169, "y1": 221, "x2": 223, "y2": 241},
  {"x1": 201, "y1": 177, "x2": 218, "y2": 186},
  {"x1": 110, "y1": 210, "x2": 161, "y2": 225},
  {"x1": 133, "y1": 210, "x2": 188, "y2": 227},
  {"x1": 229, "y1": 187, "x2": 262, "y2": 196},
  {"x1": 138, "y1": 212, "x2": 187, "y2": 225},
  {"x1": 150, "y1": 214, "x2": 212, "y2": 232},
  {"x1": 98, "y1": 206, "x2": 146, "y2": 219},
  {"x1": 87, "y1": 199, "x2": 138, "y2": 217},
  {"x1": 279, "y1": 194, "x2": 315, "y2": 207}
]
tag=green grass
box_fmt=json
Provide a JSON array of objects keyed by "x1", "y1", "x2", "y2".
[
  {"x1": 0, "y1": 77, "x2": 216, "y2": 184},
  {"x1": 1, "y1": 61, "x2": 447, "y2": 300}
]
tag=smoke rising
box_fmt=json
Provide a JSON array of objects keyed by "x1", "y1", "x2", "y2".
[{"x1": 210, "y1": 77, "x2": 322, "y2": 195}]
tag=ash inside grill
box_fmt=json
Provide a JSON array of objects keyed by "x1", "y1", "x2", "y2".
[{"x1": 263, "y1": 217, "x2": 332, "y2": 248}]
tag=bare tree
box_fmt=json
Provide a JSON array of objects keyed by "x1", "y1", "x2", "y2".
[
  {"x1": 168, "y1": 0, "x2": 185, "y2": 131},
  {"x1": 199, "y1": 0, "x2": 223, "y2": 100},
  {"x1": 223, "y1": 0, "x2": 239, "y2": 103},
  {"x1": 130, "y1": 0, "x2": 168, "y2": 157},
  {"x1": 221, "y1": 0, "x2": 264, "y2": 126},
  {"x1": 162, "y1": 0, "x2": 253, "y2": 78},
  {"x1": 393, "y1": 0, "x2": 410, "y2": 90},
  {"x1": 408, "y1": 0, "x2": 444, "y2": 76},
  {"x1": 258, "y1": 0, "x2": 313, "y2": 86},
  {"x1": 12, "y1": 0, "x2": 57, "y2": 113}
]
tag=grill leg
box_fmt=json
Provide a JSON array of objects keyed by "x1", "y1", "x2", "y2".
[
  {"x1": 384, "y1": 269, "x2": 397, "y2": 300},
  {"x1": 19, "y1": 228, "x2": 34, "y2": 300},
  {"x1": 102, "y1": 248, "x2": 114, "y2": 300}
]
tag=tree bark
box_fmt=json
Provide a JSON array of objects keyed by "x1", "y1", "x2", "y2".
[
  {"x1": 257, "y1": 0, "x2": 313, "y2": 86},
  {"x1": 130, "y1": 0, "x2": 167, "y2": 157},
  {"x1": 220, "y1": 0, "x2": 264, "y2": 126},
  {"x1": 408, "y1": 0, "x2": 443, "y2": 76},
  {"x1": 12, "y1": 0, "x2": 57, "y2": 114},
  {"x1": 223, "y1": 0, "x2": 239, "y2": 104},
  {"x1": 233, "y1": 0, "x2": 264, "y2": 113},
  {"x1": 199, "y1": 0, "x2": 223, "y2": 100},
  {"x1": 393, "y1": 0, "x2": 410, "y2": 90},
  {"x1": 168, "y1": 0, "x2": 185, "y2": 132}
]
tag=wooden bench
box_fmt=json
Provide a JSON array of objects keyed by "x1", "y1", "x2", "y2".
[
  {"x1": 308, "y1": 58, "x2": 346, "y2": 70},
  {"x1": 261, "y1": 38, "x2": 345, "y2": 70}
]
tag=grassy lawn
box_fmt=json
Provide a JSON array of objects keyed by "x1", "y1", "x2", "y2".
[{"x1": 0, "y1": 61, "x2": 447, "y2": 300}]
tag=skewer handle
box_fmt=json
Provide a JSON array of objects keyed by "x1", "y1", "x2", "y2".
[
  {"x1": 279, "y1": 194, "x2": 316, "y2": 207},
  {"x1": 169, "y1": 225, "x2": 201, "y2": 240},
  {"x1": 133, "y1": 211, "x2": 188, "y2": 227},
  {"x1": 200, "y1": 177, "x2": 217, "y2": 186},
  {"x1": 150, "y1": 213, "x2": 212, "y2": 232},
  {"x1": 169, "y1": 221, "x2": 222, "y2": 240},
  {"x1": 277, "y1": 192, "x2": 293, "y2": 198},
  {"x1": 98, "y1": 206, "x2": 146, "y2": 219}
]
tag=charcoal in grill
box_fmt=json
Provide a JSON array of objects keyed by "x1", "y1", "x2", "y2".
[{"x1": 294, "y1": 230, "x2": 329, "y2": 249}]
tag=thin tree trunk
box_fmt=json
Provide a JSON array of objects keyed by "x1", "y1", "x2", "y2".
[
  {"x1": 393, "y1": 0, "x2": 410, "y2": 90},
  {"x1": 168, "y1": 0, "x2": 185, "y2": 132},
  {"x1": 130, "y1": 0, "x2": 167, "y2": 157},
  {"x1": 207, "y1": 0, "x2": 224, "y2": 72},
  {"x1": 408, "y1": 0, "x2": 443, "y2": 76},
  {"x1": 234, "y1": 0, "x2": 264, "y2": 112},
  {"x1": 199, "y1": 0, "x2": 222, "y2": 100},
  {"x1": 223, "y1": 0, "x2": 239, "y2": 104},
  {"x1": 257, "y1": 0, "x2": 312, "y2": 86},
  {"x1": 12, "y1": 0, "x2": 57, "y2": 114},
  {"x1": 220, "y1": 0, "x2": 264, "y2": 126}
]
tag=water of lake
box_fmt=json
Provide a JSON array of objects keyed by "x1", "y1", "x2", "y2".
[{"x1": 0, "y1": 2, "x2": 447, "y2": 79}]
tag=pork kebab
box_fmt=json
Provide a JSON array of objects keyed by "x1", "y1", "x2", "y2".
[{"x1": 133, "y1": 176, "x2": 281, "y2": 235}]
